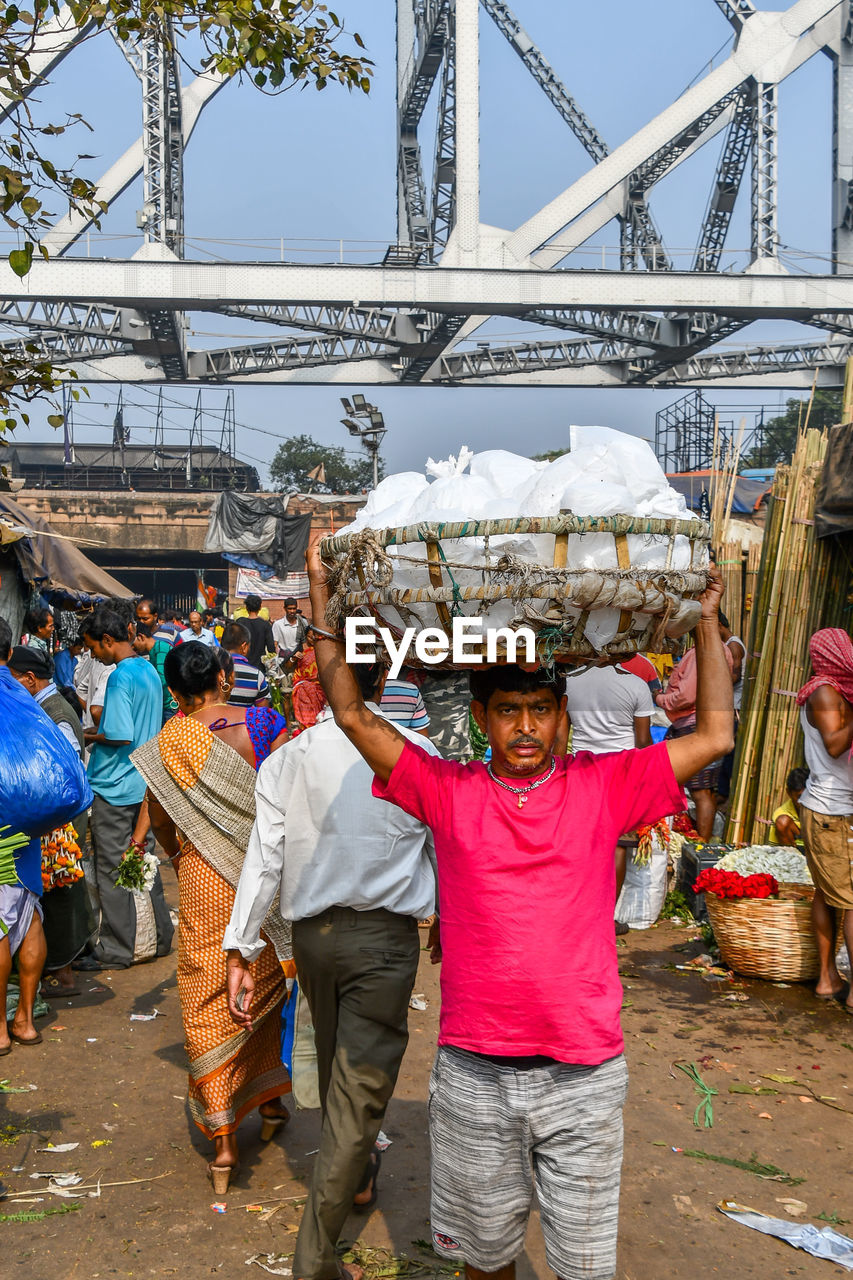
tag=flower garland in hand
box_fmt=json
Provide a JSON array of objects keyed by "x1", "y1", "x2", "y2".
[
  {"x1": 694, "y1": 868, "x2": 779, "y2": 900},
  {"x1": 40, "y1": 824, "x2": 84, "y2": 892}
]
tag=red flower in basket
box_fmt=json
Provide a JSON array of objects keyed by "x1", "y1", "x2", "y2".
[{"x1": 694, "y1": 868, "x2": 779, "y2": 900}]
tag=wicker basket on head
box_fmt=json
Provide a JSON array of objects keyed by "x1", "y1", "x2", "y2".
[
  {"x1": 320, "y1": 513, "x2": 710, "y2": 663},
  {"x1": 705, "y1": 884, "x2": 818, "y2": 982}
]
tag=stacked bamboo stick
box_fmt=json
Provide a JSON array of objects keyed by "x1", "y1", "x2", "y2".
[
  {"x1": 726, "y1": 428, "x2": 849, "y2": 844},
  {"x1": 714, "y1": 541, "x2": 763, "y2": 642}
]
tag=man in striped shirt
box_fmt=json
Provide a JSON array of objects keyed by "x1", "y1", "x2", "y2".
[
  {"x1": 222, "y1": 621, "x2": 271, "y2": 707},
  {"x1": 379, "y1": 676, "x2": 430, "y2": 736}
]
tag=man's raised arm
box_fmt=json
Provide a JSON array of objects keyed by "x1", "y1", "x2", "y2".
[
  {"x1": 308, "y1": 544, "x2": 407, "y2": 783},
  {"x1": 665, "y1": 566, "x2": 735, "y2": 786}
]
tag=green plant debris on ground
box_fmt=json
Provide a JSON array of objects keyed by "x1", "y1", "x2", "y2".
[
  {"x1": 681, "y1": 1148, "x2": 805, "y2": 1185},
  {"x1": 339, "y1": 1244, "x2": 460, "y2": 1279},
  {"x1": 729, "y1": 1085, "x2": 778, "y2": 1095},
  {"x1": 660, "y1": 890, "x2": 692, "y2": 920},
  {"x1": 0, "y1": 1122, "x2": 36, "y2": 1144},
  {"x1": 674, "y1": 1061, "x2": 718, "y2": 1128},
  {"x1": 817, "y1": 1211, "x2": 850, "y2": 1226},
  {"x1": 0, "y1": 1203, "x2": 80, "y2": 1223}
]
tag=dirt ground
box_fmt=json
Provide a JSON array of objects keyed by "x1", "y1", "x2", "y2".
[{"x1": 2, "y1": 881, "x2": 853, "y2": 1280}]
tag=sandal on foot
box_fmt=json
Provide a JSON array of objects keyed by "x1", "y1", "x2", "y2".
[
  {"x1": 7, "y1": 1029, "x2": 42, "y2": 1046},
  {"x1": 259, "y1": 1108, "x2": 290, "y2": 1142},
  {"x1": 207, "y1": 1162, "x2": 238, "y2": 1195},
  {"x1": 352, "y1": 1149, "x2": 381, "y2": 1213},
  {"x1": 41, "y1": 975, "x2": 81, "y2": 998}
]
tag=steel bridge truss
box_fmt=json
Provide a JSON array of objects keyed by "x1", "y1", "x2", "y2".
[{"x1": 4, "y1": 0, "x2": 853, "y2": 389}]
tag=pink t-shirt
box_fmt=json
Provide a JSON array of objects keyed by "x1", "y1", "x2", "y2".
[{"x1": 373, "y1": 740, "x2": 684, "y2": 1065}]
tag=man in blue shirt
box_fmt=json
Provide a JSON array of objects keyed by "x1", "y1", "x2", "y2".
[
  {"x1": 180, "y1": 610, "x2": 218, "y2": 648},
  {"x1": 82, "y1": 608, "x2": 174, "y2": 969}
]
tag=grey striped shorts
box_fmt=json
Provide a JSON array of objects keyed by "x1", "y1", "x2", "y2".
[{"x1": 428, "y1": 1046, "x2": 629, "y2": 1280}]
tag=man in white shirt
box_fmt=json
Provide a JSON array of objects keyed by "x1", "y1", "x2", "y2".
[
  {"x1": 180, "y1": 611, "x2": 218, "y2": 648},
  {"x1": 564, "y1": 661, "x2": 654, "y2": 932},
  {"x1": 224, "y1": 660, "x2": 439, "y2": 1280},
  {"x1": 272, "y1": 596, "x2": 309, "y2": 659}
]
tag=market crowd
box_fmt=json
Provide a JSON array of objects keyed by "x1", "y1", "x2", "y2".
[{"x1": 1, "y1": 575, "x2": 851, "y2": 1280}]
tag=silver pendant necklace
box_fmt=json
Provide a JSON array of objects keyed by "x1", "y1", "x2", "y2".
[{"x1": 487, "y1": 757, "x2": 557, "y2": 809}]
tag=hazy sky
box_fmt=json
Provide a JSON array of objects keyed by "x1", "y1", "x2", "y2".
[{"x1": 6, "y1": 0, "x2": 833, "y2": 482}]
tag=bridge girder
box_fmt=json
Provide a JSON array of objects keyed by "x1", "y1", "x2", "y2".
[{"x1": 3, "y1": 0, "x2": 853, "y2": 395}]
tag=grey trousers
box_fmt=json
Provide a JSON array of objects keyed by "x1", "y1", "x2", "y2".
[
  {"x1": 89, "y1": 794, "x2": 174, "y2": 968},
  {"x1": 292, "y1": 907, "x2": 420, "y2": 1280}
]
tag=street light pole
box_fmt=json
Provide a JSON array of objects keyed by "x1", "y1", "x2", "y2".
[{"x1": 340, "y1": 395, "x2": 387, "y2": 490}]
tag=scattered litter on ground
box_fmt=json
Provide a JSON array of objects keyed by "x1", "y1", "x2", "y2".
[
  {"x1": 0, "y1": 1081, "x2": 36, "y2": 1094},
  {"x1": 718, "y1": 1200, "x2": 853, "y2": 1270},
  {"x1": 409, "y1": 995, "x2": 428, "y2": 1012},
  {"x1": 672, "y1": 1061, "x2": 717, "y2": 1128},
  {"x1": 91, "y1": 1139, "x2": 111, "y2": 1148},
  {"x1": 375, "y1": 1130, "x2": 392, "y2": 1151},
  {"x1": 246, "y1": 1204, "x2": 265, "y2": 1213},
  {"x1": 246, "y1": 1255, "x2": 292, "y2": 1276},
  {"x1": 723, "y1": 993, "x2": 749, "y2": 1002},
  {"x1": 86, "y1": 1038, "x2": 97, "y2": 1043},
  {"x1": 681, "y1": 1149, "x2": 804, "y2": 1185},
  {"x1": 776, "y1": 1198, "x2": 809, "y2": 1217},
  {"x1": 129, "y1": 1010, "x2": 161, "y2": 1022},
  {"x1": 10, "y1": 1171, "x2": 173, "y2": 1202},
  {"x1": 758, "y1": 1112, "x2": 773, "y2": 1120},
  {"x1": 36, "y1": 1143, "x2": 78, "y2": 1153},
  {"x1": 29, "y1": 1172, "x2": 82, "y2": 1186},
  {"x1": 51, "y1": 1025, "x2": 66, "y2": 1031},
  {"x1": 210, "y1": 1201, "x2": 227, "y2": 1213}
]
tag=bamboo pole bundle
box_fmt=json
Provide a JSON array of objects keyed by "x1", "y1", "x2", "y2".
[
  {"x1": 725, "y1": 428, "x2": 844, "y2": 844},
  {"x1": 743, "y1": 542, "x2": 761, "y2": 640},
  {"x1": 717, "y1": 540, "x2": 744, "y2": 633}
]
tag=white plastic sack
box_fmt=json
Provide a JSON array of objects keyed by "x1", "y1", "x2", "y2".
[
  {"x1": 615, "y1": 830, "x2": 669, "y2": 929},
  {"x1": 333, "y1": 430, "x2": 703, "y2": 648}
]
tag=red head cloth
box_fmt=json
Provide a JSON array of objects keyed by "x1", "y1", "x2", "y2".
[{"x1": 796, "y1": 628, "x2": 853, "y2": 707}]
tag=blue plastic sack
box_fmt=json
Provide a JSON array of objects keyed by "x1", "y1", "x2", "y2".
[{"x1": 0, "y1": 668, "x2": 93, "y2": 837}]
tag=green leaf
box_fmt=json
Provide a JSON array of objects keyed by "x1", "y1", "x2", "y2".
[
  {"x1": 46, "y1": 414, "x2": 64, "y2": 427},
  {"x1": 8, "y1": 242, "x2": 33, "y2": 277}
]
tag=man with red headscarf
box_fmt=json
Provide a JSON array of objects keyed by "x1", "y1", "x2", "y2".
[{"x1": 796, "y1": 628, "x2": 853, "y2": 1011}]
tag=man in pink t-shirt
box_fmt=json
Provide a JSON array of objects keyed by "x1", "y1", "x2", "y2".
[{"x1": 307, "y1": 553, "x2": 733, "y2": 1280}]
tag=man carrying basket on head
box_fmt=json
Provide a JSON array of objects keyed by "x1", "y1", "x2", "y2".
[{"x1": 306, "y1": 546, "x2": 733, "y2": 1280}]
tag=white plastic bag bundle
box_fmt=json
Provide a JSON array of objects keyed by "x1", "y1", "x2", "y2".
[{"x1": 615, "y1": 831, "x2": 669, "y2": 929}]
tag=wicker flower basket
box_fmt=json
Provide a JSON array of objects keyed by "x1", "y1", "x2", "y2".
[
  {"x1": 705, "y1": 884, "x2": 818, "y2": 982},
  {"x1": 320, "y1": 514, "x2": 710, "y2": 662}
]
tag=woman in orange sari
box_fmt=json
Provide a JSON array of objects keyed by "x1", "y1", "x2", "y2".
[
  {"x1": 290, "y1": 628, "x2": 327, "y2": 731},
  {"x1": 131, "y1": 642, "x2": 293, "y2": 1194}
]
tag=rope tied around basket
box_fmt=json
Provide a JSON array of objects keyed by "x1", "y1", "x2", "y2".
[{"x1": 325, "y1": 527, "x2": 394, "y2": 633}]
